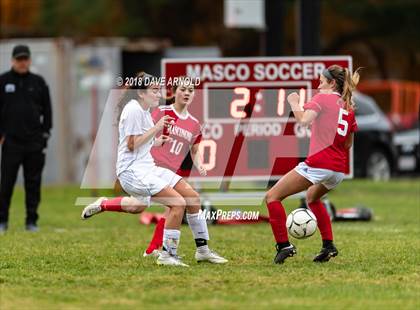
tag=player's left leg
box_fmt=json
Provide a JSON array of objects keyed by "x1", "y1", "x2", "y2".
[
  {"x1": 306, "y1": 183, "x2": 339, "y2": 262},
  {"x1": 81, "y1": 196, "x2": 147, "y2": 219},
  {"x1": 265, "y1": 169, "x2": 313, "y2": 264},
  {"x1": 174, "y1": 179, "x2": 227, "y2": 264},
  {"x1": 143, "y1": 208, "x2": 169, "y2": 257}
]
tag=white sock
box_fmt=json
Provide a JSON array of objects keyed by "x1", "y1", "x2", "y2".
[
  {"x1": 163, "y1": 229, "x2": 180, "y2": 256},
  {"x1": 186, "y1": 212, "x2": 210, "y2": 241}
]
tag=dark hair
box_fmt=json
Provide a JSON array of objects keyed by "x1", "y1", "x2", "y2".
[
  {"x1": 323, "y1": 65, "x2": 361, "y2": 111},
  {"x1": 165, "y1": 76, "x2": 195, "y2": 105},
  {"x1": 116, "y1": 71, "x2": 156, "y2": 122}
]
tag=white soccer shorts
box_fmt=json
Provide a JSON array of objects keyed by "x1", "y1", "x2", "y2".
[
  {"x1": 118, "y1": 166, "x2": 182, "y2": 207},
  {"x1": 294, "y1": 162, "x2": 345, "y2": 190}
]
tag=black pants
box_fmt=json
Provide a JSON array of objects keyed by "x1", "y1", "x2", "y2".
[{"x1": 0, "y1": 140, "x2": 45, "y2": 224}]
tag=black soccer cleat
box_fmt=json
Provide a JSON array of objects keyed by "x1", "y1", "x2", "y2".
[
  {"x1": 313, "y1": 244, "x2": 339, "y2": 262},
  {"x1": 274, "y1": 244, "x2": 297, "y2": 264}
]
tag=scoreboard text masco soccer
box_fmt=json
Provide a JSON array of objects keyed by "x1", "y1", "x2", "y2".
[{"x1": 162, "y1": 56, "x2": 353, "y2": 181}]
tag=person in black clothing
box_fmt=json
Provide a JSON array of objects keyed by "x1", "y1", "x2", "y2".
[{"x1": 0, "y1": 45, "x2": 52, "y2": 232}]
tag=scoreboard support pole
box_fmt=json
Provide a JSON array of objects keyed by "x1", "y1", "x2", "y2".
[
  {"x1": 296, "y1": 0, "x2": 321, "y2": 56},
  {"x1": 264, "y1": 0, "x2": 286, "y2": 56}
]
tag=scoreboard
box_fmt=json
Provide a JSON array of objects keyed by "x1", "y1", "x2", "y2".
[{"x1": 162, "y1": 56, "x2": 353, "y2": 181}]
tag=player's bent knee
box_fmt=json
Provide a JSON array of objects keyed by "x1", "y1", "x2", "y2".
[
  {"x1": 265, "y1": 191, "x2": 284, "y2": 204},
  {"x1": 171, "y1": 204, "x2": 186, "y2": 219},
  {"x1": 126, "y1": 204, "x2": 146, "y2": 214},
  {"x1": 264, "y1": 193, "x2": 273, "y2": 204},
  {"x1": 183, "y1": 190, "x2": 200, "y2": 205},
  {"x1": 306, "y1": 195, "x2": 315, "y2": 204},
  {"x1": 306, "y1": 196, "x2": 321, "y2": 205},
  {"x1": 121, "y1": 197, "x2": 146, "y2": 213},
  {"x1": 186, "y1": 203, "x2": 201, "y2": 214},
  {"x1": 306, "y1": 190, "x2": 320, "y2": 205},
  {"x1": 186, "y1": 194, "x2": 201, "y2": 210},
  {"x1": 171, "y1": 196, "x2": 187, "y2": 210}
]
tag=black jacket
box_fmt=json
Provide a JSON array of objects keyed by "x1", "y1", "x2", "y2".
[{"x1": 0, "y1": 69, "x2": 52, "y2": 149}]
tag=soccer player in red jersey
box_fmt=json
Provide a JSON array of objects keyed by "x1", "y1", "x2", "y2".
[{"x1": 265, "y1": 65, "x2": 361, "y2": 264}]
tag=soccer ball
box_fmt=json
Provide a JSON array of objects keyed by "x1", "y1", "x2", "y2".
[{"x1": 286, "y1": 208, "x2": 318, "y2": 239}]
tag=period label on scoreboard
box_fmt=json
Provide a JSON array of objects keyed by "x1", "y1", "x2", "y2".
[{"x1": 162, "y1": 56, "x2": 353, "y2": 181}]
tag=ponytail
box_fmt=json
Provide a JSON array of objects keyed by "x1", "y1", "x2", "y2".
[
  {"x1": 324, "y1": 65, "x2": 362, "y2": 111},
  {"x1": 342, "y1": 68, "x2": 361, "y2": 111}
]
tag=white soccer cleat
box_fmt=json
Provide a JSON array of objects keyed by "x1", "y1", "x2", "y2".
[
  {"x1": 195, "y1": 249, "x2": 228, "y2": 264},
  {"x1": 157, "y1": 251, "x2": 189, "y2": 267},
  {"x1": 81, "y1": 197, "x2": 106, "y2": 220}
]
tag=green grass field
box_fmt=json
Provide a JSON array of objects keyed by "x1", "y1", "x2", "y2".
[{"x1": 1, "y1": 179, "x2": 419, "y2": 309}]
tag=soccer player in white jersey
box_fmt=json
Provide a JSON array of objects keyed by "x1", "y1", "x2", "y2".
[
  {"x1": 84, "y1": 76, "x2": 227, "y2": 264},
  {"x1": 81, "y1": 72, "x2": 189, "y2": 267}
]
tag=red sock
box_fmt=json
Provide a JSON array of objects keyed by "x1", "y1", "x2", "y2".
[
  {"x1": 308, "y1": 200, "x2": 333, "y2": 241},
  {"x1": 145, "y1": 217, "x2": 166, "y2": 254},
  {"x1": 100, "y1": 197, "x2": 124, "y2": 212},
  {"x1": 267, "y1": 201, "x2": 289, "y2": 243}
]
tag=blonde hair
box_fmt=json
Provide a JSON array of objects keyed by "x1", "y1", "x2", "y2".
[{"x1": 324, "y1": 65, "x2": 361, "y2": 111}]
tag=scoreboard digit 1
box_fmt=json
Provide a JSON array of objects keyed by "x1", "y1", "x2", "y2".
[{"x1": 162, "y1": 56, "x2": 353, "y2": 181}]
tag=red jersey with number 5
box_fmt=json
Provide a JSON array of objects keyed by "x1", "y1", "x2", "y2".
[
  {"x1": 303, "y1": 92, "x2": 358, "y2": 173},
  {"x1": 151, "y1": 104, "x2": 202, "y2": 173}
]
